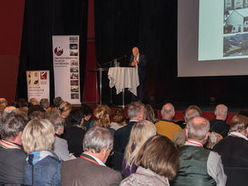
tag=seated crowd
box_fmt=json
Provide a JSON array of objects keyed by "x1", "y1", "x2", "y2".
[{"x1": 1, "y1": 97, "x2": 248, "y2": 185}]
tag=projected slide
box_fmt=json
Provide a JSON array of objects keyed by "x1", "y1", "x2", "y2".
[
  {"x1": 178, "y1": 0, "x2": 248, "y2": 77},
  {"x1": 199, "y1": 0, "x2": 248, "y2": 60}
]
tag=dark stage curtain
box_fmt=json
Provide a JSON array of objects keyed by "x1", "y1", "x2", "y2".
[
  {"x1": 95, "y1": 0, "x2": 248, "y2": 107},
  {"x1": 16, "y1": 0, "x2": 88, "y2": 102}
]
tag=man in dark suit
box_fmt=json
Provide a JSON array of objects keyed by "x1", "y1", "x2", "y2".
[
  {"x1": 210, "y1": 104, "x2": 229, "y2": 138},
  {"x1": 130, "y1": 47, "x2": 147, "y2": 101},
  {"x1": 61, "y1": 127, "x2": 122, "y2": 186},
  {"x1": 112, "y1": 101, "x2": 146, "y2": 170}
]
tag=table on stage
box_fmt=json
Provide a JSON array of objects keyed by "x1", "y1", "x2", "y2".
[{"x1": 108, "y1": 67, "x2": 140, "y2": 107}]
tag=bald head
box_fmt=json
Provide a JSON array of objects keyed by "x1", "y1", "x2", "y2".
[
  {"x1": 161, "y1": 103, "x2": 175, "y2": 120},
  {"x1": 184, "y1": 108, "x2": 201, "y2": 122},
  {"x1": 215, "y1": 104, "x2": 228, "y2": 120},
  {"x1": 186, "y1": 116, "x2": 210, "y2": 141},
  {"x1": 132, "y1": 47, "x2": 139, "y2": 57}
]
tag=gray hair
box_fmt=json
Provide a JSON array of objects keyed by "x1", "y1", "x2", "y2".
[
  {"x1": 215, "y1": 104, "x2": 228, "y2": 117},
  {"x1": 161, "y1": 103, "x2": 175, "y2": 117},
  {"x1": 184, "y1": 109, "x2": 200, "y2": 122},
  {"x1": 47, "y1": 114, "x2": 65, "y2": 131},
  {"x1": 187, "y1": 117, "x2": 210, "y2": 140},
  {"x1": 83, "y1": 127, "x2": 113, "y2": 153},
  {"x1": 0, "y1": 112, "x2": 26, "y2": 139},
  {"x1": 127, "y1": 101, "x2": 145, "y2": 119}
]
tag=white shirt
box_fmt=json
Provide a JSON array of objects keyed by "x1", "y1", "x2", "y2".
[
  {"x1": 84, "y1": 153, "x2": 106, "y2": 167},
  {"x1": 229, "y1": 131, "x2": 248, "y2": 141}
]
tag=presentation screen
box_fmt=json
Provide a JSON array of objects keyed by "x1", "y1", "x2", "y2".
[{"x1": 178, "y1": 0, "x2": 248, "y2": 77}]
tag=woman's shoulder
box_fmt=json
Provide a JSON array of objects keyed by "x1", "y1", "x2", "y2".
[{"x1": 120, "y1": 167, "x2": 169, "y2": 186}]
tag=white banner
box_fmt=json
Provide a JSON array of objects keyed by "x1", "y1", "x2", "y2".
[
  {"x1": 26, "y1": 70, "x2": 50, "y2": 102},
  {"x1": 52, "y1": 35, "x2": 81, "y2": 104}
]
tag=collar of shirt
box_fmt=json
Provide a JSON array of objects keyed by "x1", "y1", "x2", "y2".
[
  {"x1": 84, "y1": 153, "x2": 106, "y2": 166},
  {"x1": 229, "y1": 131, "x2": 248, "y2": 141},
  {"x1": 129, "y1": 120, "x2": 138, "y2": 123},
  {"x1": 185, "y1": 139, "x2": 203, "y2": 147},
  {"x1": 160, "y1": 118, "x2": 174, "y2": 122}
]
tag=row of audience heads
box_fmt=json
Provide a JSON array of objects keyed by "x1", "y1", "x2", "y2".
[
  {"x1": 2, "y1": 97, "x2": 248, "y2": 181},
  {"x1": 0, "y1": 111, "x2": 179, "y2": 180}
]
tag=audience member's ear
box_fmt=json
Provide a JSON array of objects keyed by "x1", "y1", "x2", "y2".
[
  {"x1": 185, "y1": 128, "x2": 189, "y2": 138},
  {"x1": 245, "y1": 127, "x2": 248, "y2": 137},
  {"x1": 204, "y1": 132, "x2": 210, "y2": 143}
]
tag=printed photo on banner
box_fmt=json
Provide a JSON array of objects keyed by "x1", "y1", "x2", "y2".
[
  {"x1": 71, "y1": 80, "x2": 79, "y2": 86},
  {"x1": 71, "y1": 86, "x2": 79, "y2": 93},
  {"x1": 71, "y1": 94, "x2": 79, "y2": 99}
]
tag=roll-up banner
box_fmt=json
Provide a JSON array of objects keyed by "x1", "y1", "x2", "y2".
[
  {"x1": 26, "y1": 70, "x2": 50, "y2": 102},
  {"x1": 52, "y1": 35, "x2": 81, "y2": 105}
]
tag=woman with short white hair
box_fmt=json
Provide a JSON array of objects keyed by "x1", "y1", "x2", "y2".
[{"x1": 22, "y1": 119, "x2": 61, "y2": 186}]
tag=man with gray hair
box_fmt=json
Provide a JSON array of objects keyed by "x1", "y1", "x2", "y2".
[
  {"x1": 114, "y1": 101, "x2": 146, "y2": 153},
  {"x1": 210, "y1": 104, "x2": 229, "y2": 137},
  {"x1": 113, "y1": 101, "x2": 146, "y2": 170},
  {"x1": 174, "y1": 105, "x2": 201, "y2": 147},
  {"x1": 0, "y1": 112, "x2": 27, "y2": 185},
  {"x1": 61, "y1": 127, "x2": 122, "y2": 186},
  {"x1": 172, "y1": 116, "x2": 226, "y2": 186},
  {"x1": 155, "y1": 103, "x2": 181, "y2": 141}
]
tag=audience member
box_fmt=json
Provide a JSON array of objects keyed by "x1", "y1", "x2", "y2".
[
  {"x1": 48, "y1": 114, "x2": 76, "y2": 161},
  {"x1": 28, "y1": 105, "x2": 46, "y2": 120},
  {"x1": 113, "y1": 101, "x2": 146, "y2": 171},
  {"x1": 40, "y1": 98, "x2": 49, "y2": 110},
  {"x1": 210, "y1": 104, "x2": 229, "y2": 138},
  {"x1": 61, "y1": 127, "x2": 122, "y2": 186},
  {"x1": 59, "y1": 101, "x2": 72, "y2": 119},
  {"x1": 0, "y1": 113, "x2": 27, "y2": 185},
  {"x1": 145, "y1": 104, "x2": 157, "y2": 123},
  {"x1": 16, "y1": 107, "x2": 29, "y2": 121},
  {"x1": 0, "y1": 98, "x2": 8, "y2": 107},
  {"x1": 206, "y1": 131, "x2": 223, "y2": 149},
  {"x1": 122, "y1": 120, "x2": 156, "y2": 177},
  {"x1": 22, "y1": 119, "x2": 61, "y2": 185},
  {"x1": 16, "y1": 98, "x2": 28, "y2": 108},
  {"x1": 0, "y1": 104, "x2": 5, "y2": 117},
  {"x1": 29, "y1": 98, "x2": 39, "y2": 106},
  {"x1": 53, "y1": 96, "x2": 63, "y2": 108},
  {"x1": 46, "y1": 106, "x2": 61, "y2": 118},
  {"x1": 110, "y1": 108, "x2": 127, "y2": 130},
  {"x1": 174, "y1": 105, "x2": 201, "y2": 147},
  {"x1": 120, "y1": 135, "x2": 179, "y2": 186},
  {"x1": 92, "y1": 105, "x2": 115, "y2": 135},
  {"x1": 176, "y1": 105, "x2": 202, "y2": 128},
  {"x1": 172, "y1": 116, "x2": 226, "y2": 186},
  {"x1": 114, "y1": 101, "x2": 146, "y2": 153},
  {"x1": 155, "y1": 103, "x2": 181, "y2": 141},
  {"x1": 79, "y1": 104, "x2": 93, "y2": 130},
  {"x1": 213, "y1": 114, "x2": 248, "y2": 186},
  {"x1": 64, "y1": 108, "x2": 88, "y2": 157}
]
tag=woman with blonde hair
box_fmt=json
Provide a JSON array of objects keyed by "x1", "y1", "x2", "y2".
[
  {"x1": 22, "y1": 119, "x2": 61, "y2": 185},
  {"x1": 122, "y1": 120, "x2": 157, "y2": 177},
  {"x1": 145, "y1": 104, "x2": 157, "y2": 123},
  {"x1": 59, "y1": 101, "x2": 72, "y2": 119}
]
